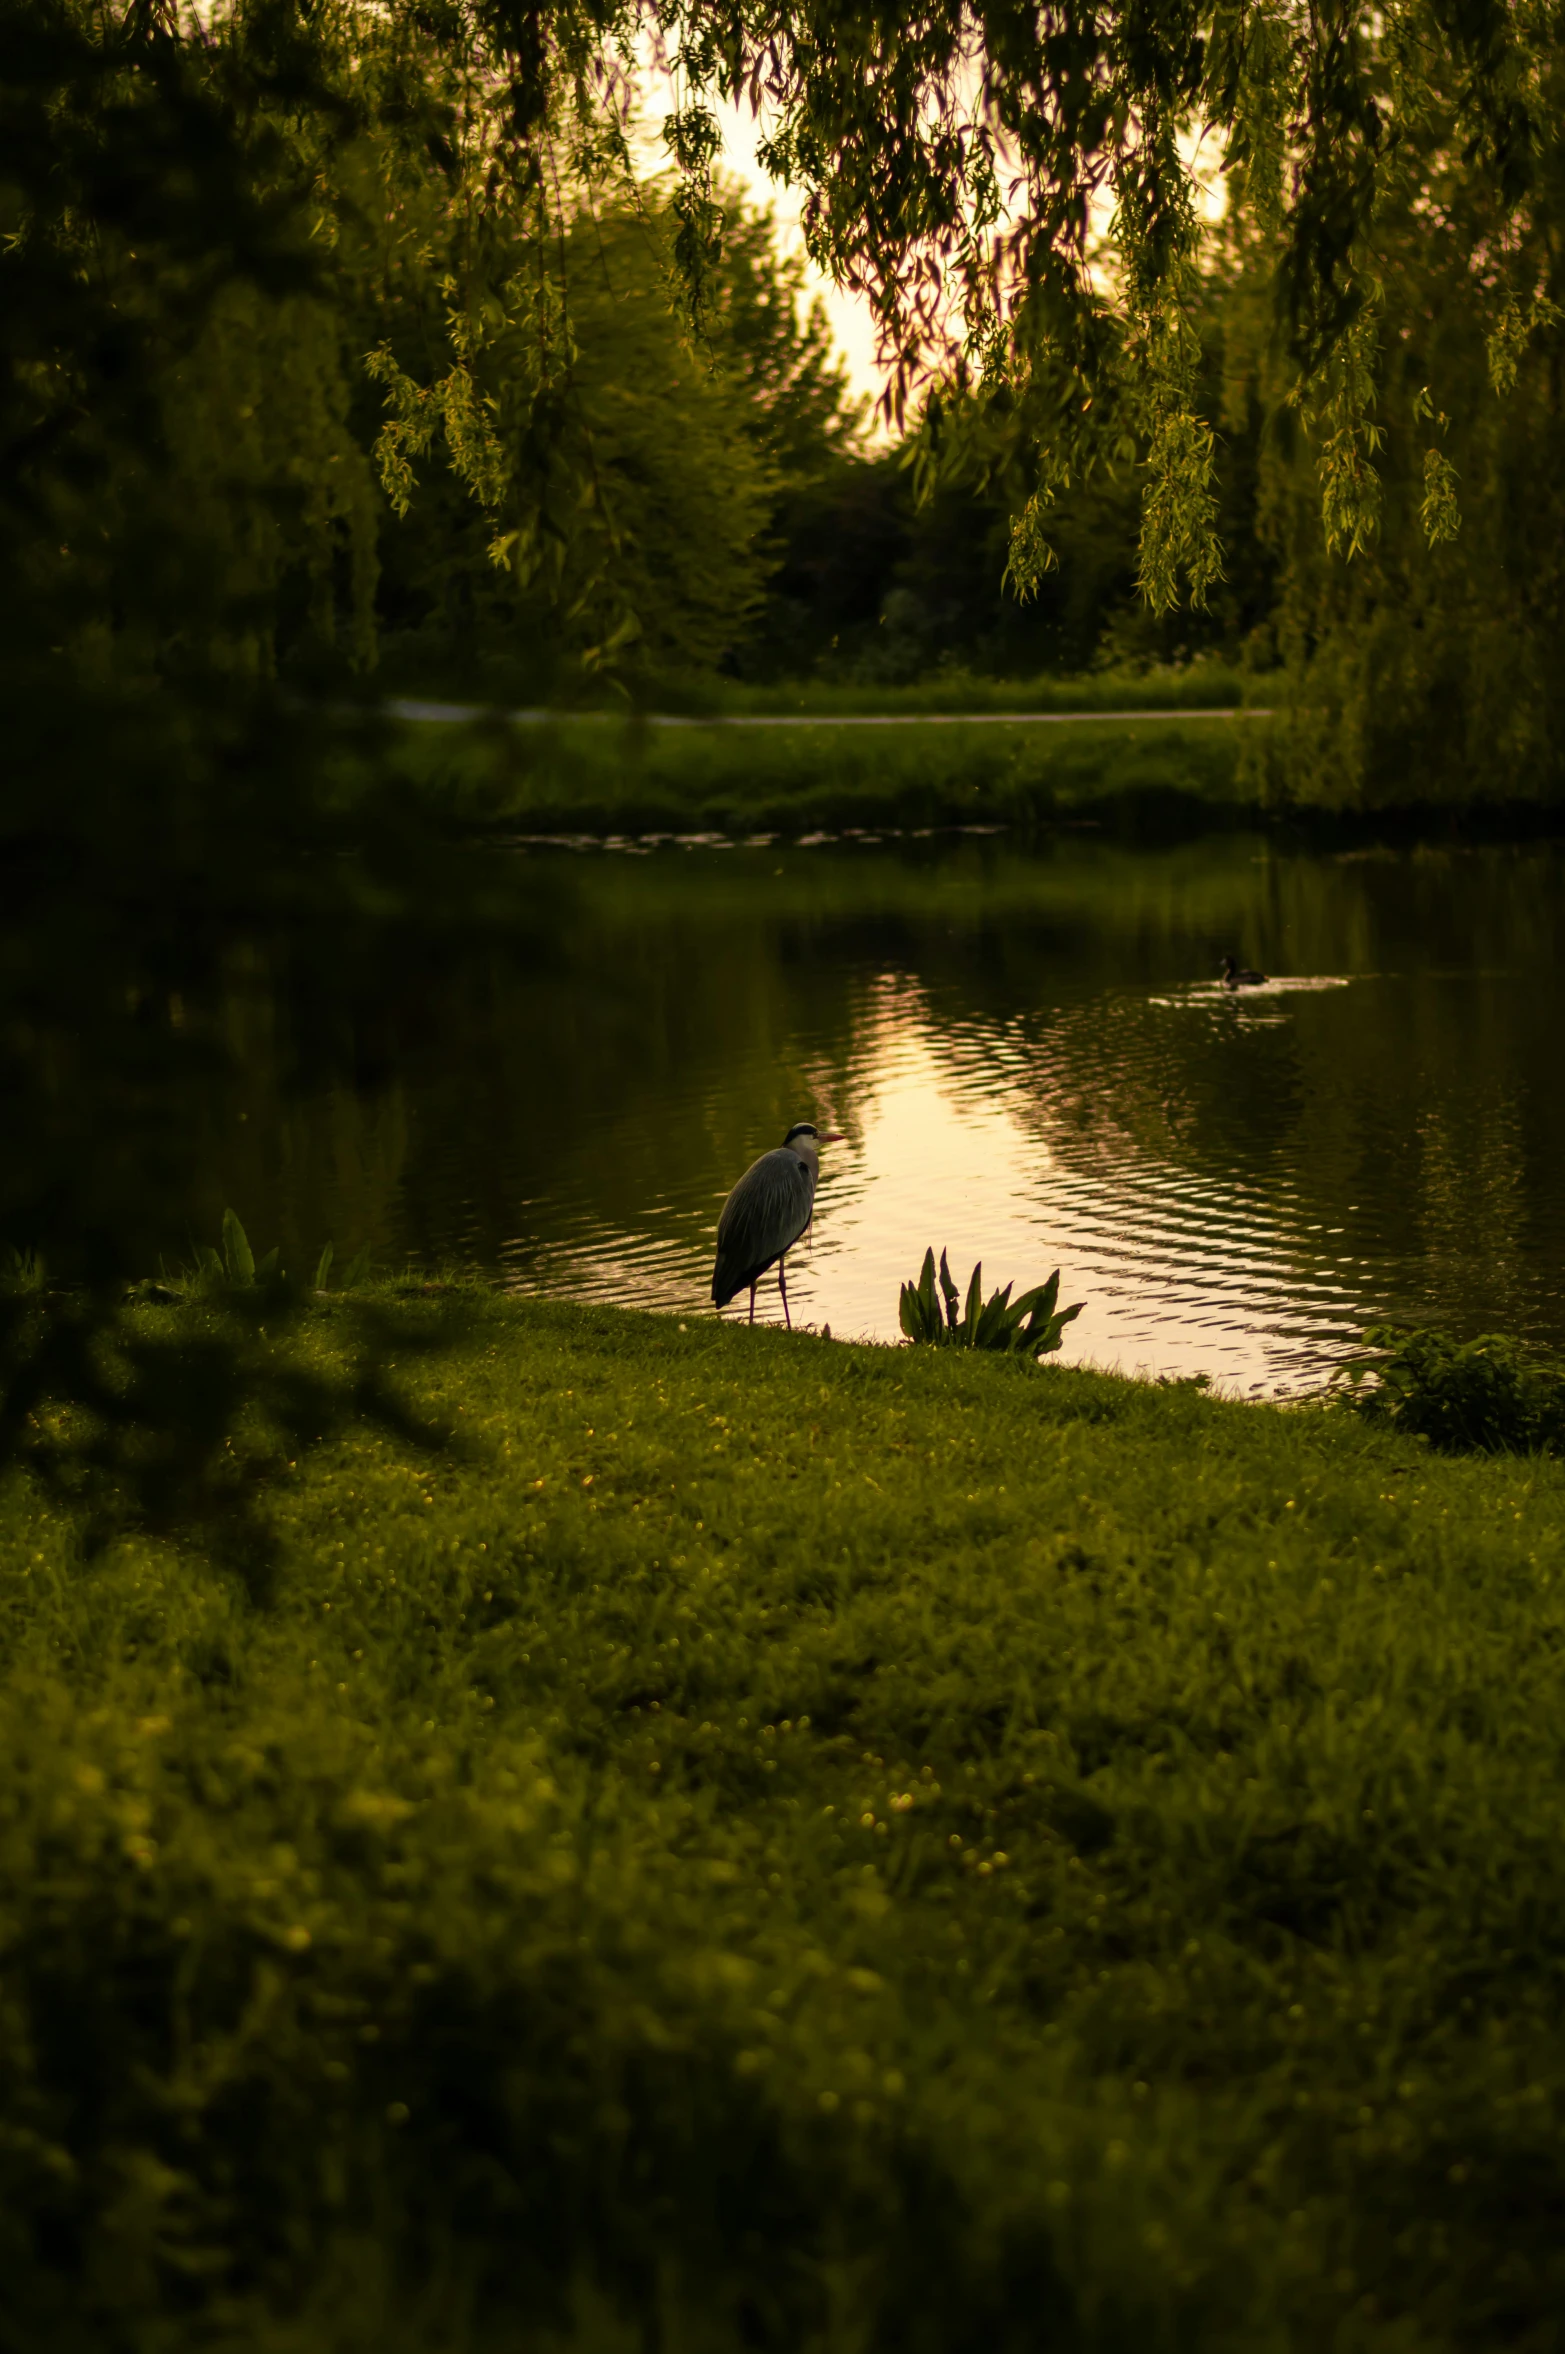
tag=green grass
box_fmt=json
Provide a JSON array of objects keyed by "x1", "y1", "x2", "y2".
[
  {"x1": 375, "y1": 655, "x2": 1257, "y2": 721},
  {"x1": 665, "y1": 661, "x2": 1256, "y2": 718},
  {"x1": 6, "y1": 1291, "x2": 1565, "y2": 2351},
  {"x1": 379, "y1": 710, "x2": 1260, "y2": 839}
]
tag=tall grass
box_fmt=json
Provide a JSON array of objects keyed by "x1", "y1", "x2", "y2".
[
  {"x1": 382, "y1": 712, "x2": 1256, "y2": 839},
  {"x1": 4, "y1": 1290, "x2": 1564, "y2": 2349},
  {"x1": 617, "y1": 661, "x2": 1256, "y2": 719},
  {"x1": 375, "y1": 655, "x2": 1256, "y2": 721}
]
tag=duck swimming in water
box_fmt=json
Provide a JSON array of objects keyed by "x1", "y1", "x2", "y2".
[{"x1": 1221, "y1": 954, "x2": 1268, "y2": 989}]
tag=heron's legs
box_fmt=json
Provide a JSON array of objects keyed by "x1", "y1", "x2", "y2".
[
  {"x1": 748, "y1": 1283, "x2": 757, "y2": 1325},
  {"x1": 778, "y1": 1256, "x2": 792, "y2": 1330}
]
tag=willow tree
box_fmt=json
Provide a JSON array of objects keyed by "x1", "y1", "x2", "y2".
[
  {"x1": 9, "y1": 0, "x2": 1552, "y2": 667},
  {"x1": 388, "y1": 0, "x2": 1547, "y2": 620},
  {"x1": 1216, "y1": 145, "x2": 1565, "y2": 808},
  {"x1": 365, "y1": 191, "x2": 832, "y2": 681}
]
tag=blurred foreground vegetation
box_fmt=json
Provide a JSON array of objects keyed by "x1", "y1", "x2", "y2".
[{"x1": 5, "y1": 1290, "x2": 1565, "y2": 2351}]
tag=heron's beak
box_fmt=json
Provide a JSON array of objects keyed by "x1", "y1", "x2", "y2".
[{"x1": 819, "y1": 1131, "x2": 844, "y2": 1144}]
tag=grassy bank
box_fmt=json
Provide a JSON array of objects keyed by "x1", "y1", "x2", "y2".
[
  {"x1": 381, "y1": 710, "x2": 1260, "y2": 839},
  {"x1": 652, "y1": 662, "x2": 1253, "y2": 719},
  {"x1": 373, "y1": 656, "x2": 1256, "y2": 721},
  {"x1": 6, "y1": 1291, "x2": 1565, "y2": 2350}
]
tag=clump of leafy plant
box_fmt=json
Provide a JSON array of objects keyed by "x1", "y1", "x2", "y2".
[
  {"x1": 194, "y1": 1208, "x2": 282, "y2": 1296},
  {"x1": 129, "y1": 1209, "x2": 283, "y2": 1305},
  {"x1": 898, "y1": 1247, "x2": 1083, "y2": 1357},
  {"x1": 1336, "y1": 1323, "x2": 1565, "y2": 1454},
  {"x1": 135, "y1": 1216, "x2": 369, "y2": 1305}
]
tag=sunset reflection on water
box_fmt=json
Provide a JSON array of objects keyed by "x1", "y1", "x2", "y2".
[
  {"x1": 512, "y1": 972, "x2": 1373, "y2": 1394},
  {"x1": 216, "y1": 834, "x2": 1565, "y2": 1398}
]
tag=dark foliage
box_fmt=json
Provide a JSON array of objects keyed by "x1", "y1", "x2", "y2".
[
  {"x1": 1338, "y1": 1325, "x2": 1565, "y2": 1454},
  {"x1": 0, "y1": 0, "x2": 521, "y2": 1551}
]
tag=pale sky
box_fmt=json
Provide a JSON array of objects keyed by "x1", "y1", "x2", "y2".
[
  {"x1": 704, "y1": 94, "x2": 889, "y2": 413},
  {"x1": 630, "y1": 63, "x2": 889, "y2": 418}
]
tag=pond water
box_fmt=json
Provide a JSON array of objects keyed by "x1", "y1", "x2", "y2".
[{"x1": 210, "y1": 831, "x2": 1565, "y2": 1395}]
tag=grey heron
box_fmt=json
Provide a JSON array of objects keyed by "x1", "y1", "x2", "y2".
[
  {"x1": 712, "y1": 1121, "x2": 841, "y2": 1328},
  {"x1": 1221, "y1": 954, "x2": 1268, "y2": 989}
]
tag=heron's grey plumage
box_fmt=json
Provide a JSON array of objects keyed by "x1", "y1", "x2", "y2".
[{"x1": 712, "y1": 1124, "x2": 823, "y2": 1324}]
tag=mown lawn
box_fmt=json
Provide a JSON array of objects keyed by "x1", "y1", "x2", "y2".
[{"x1": 4, "y1": 1293, "x2": 1563, "y2": 2352}]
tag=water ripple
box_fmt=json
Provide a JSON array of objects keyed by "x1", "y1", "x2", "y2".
[{"x1": 240, "y1": 838, "x2": 1565, "y2": 1394}]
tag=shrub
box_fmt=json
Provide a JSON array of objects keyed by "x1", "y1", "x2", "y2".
[{"x1": 1336, "y1": 1324, "x2": 1565, "y2": 1454}]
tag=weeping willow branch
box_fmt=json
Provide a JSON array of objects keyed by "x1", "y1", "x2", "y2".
[
  {"x1": 1130, "y1": 286, "x2": 1225, "y2": 614},
  {"x1": 366, "y1": 264, "x2": 577, "y2": 571},
  {"x1": 1296, "y1": 297, "x2": 1385, "y2": 562}
]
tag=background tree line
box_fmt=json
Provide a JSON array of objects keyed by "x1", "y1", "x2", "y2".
[{"x1": 8, "y1": 0, "x2": 1565, "y2": 787}]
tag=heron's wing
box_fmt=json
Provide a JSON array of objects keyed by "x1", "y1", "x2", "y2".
[{"x1": 714, "y1": 1150, "x2": 813, "y2": 1295}]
